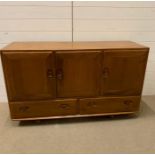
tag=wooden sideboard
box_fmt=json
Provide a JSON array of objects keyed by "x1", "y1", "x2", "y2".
[{"x1": 0, "y1": 41, "x2": 149, "y2": 120}]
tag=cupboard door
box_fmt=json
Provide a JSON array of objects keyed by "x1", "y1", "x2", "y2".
[
  {"x1": 2, "y1": 52, "x2": 56, "y2": 101},
  {"x1": 102, "y1": 50, "x2": 148, "y2": 96},
  {"x1": 56, "y1": 51, "x2": 102, "y2": 98}
]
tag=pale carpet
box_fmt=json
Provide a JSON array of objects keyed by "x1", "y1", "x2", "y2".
[{"x1": 0, "y1": 96, "x2": 155, "y2": 153}]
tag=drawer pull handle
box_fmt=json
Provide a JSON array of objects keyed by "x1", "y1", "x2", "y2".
[
  {"x1": 124, "y1": 100, "x2": 133, "y2": 105},
  {"x1": 60, "y1": 104, "x2": 70, "y2": 109},
  {"x1": 87, "y1": 101, "x2": 97, "y2": 107},
  {"x1": 19, "y1": 106, "x2": 29, "y2": 112}
]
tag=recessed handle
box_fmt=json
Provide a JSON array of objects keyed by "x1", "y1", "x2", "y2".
[
  {"x1": 124, "y1": 100, "x2": 133, "y2": 105},
  {"x1": 59, "y1": 103, "x2": 70, "y2": 109},
  {"x1": 87, "y1": 101, "x2": 97, "y2": 107},
  {"x1": 103, "y1": 67, "x2": 109, "y2": 78},
  {"x1": 19, "y1": 106, "x2": 29, "y2": 112},
  {"x1": 47, "y1": 69, "x2": 55, "y2": 79},
  {"x1": 57, "y1": 69, "x2": 63, "y2": 80}
]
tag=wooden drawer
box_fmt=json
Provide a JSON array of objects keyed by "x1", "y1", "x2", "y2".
[
  {"x1": 9, "y1": 99, "x2": 77, "y2": 119},
  {"x1": 79, "y1": 96, "x2": 141, "y2": 115}
]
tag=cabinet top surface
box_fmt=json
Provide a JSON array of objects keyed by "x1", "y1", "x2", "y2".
[{"x1": 1, "y1": 41, "x2": 149, "y2": 51}]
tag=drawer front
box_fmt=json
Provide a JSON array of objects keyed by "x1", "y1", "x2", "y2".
[
  {"x1": 9, "y1": 99, "x2": 77, "y2": 119},
  {"x1": 80, "y1": 96, "x2": 140, "y2": 115}
]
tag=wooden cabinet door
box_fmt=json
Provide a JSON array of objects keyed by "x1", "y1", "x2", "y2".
[
  {"x1": 2, "y1": 52, "x2": 56, "y2": 101},
  {"x1": 56, "y1": 51, "x2": 102, "y2": 98},
  {"x1": 102, "y1": 50, "x2": 148, "y2": 96}
]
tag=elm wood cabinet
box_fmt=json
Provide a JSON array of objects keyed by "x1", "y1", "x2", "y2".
[{"x1": 0, "y1": 41, "x2": 149, "y2": 120}]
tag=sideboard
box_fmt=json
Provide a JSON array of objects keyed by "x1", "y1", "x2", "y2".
[{"x1": 0, "y1": 41, "x2": 149, "y2": 120}]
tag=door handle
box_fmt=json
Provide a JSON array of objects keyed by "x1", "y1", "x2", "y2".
[
  {"x1": 57, "y1": 69, "x2": 63, "y2": 80},
  {"x1": 47, "y1": 69, "x2": 56, "y2": 79},
  {"x1": 103, "y1": 67, "x2": 109, "y2": 78}
]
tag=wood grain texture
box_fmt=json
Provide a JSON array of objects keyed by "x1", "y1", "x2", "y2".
[
  {"x1": 102, "y1": 50, "x2": 148, "y2": 96},
  {"x1": 1, "y1": 41, "x2": 148, "y2": 51},
  {"x1": 1, "y1": 41, "x2": 149, "y2": 120},
  {"x1": 80, "y1": 96, "x2": 140, "y2": 114},
  {"x1": 9, "y1": 96, "x2": 139, "y2": 120},
  {"x1": 56, "y1": 51, "x2": 102, "y2": 97},
  {"x1": 1, "y1": 52, "x2": 56, "y2": 101},
  {"x1": 9, "y1": 99, "x2": 77, "y2": 119}
]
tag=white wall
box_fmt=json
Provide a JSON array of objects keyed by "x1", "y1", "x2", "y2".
[{"x1": 0, "y1": 1, "x2": 155, "y2": 102}]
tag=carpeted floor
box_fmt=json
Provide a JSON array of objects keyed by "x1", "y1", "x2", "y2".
[{"x1": 0, "y1": 96, "x2": 155, "y2": 153}]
